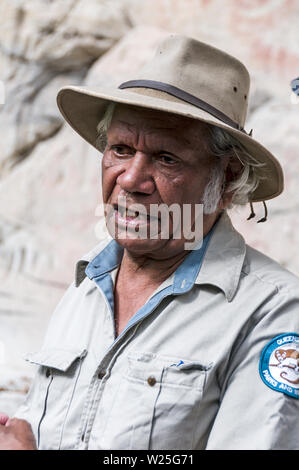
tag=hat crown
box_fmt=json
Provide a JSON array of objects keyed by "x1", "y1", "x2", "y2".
[{"x1": 135, "y1": 35, "x2": 250, "y2": 128}]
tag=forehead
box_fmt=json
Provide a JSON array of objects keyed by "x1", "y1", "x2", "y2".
[{"x1": 108, "y1": 104, "x2": 211, "y2": 149}]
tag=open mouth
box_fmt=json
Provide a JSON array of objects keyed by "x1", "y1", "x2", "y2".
[
  {"x1": 105, "y1": 204, "x2": 162, "y2": 238},
  {"x1": 112, "y1": 204, "x2": 159, "y2": 224},
  {"x1": 117, "y1": 205, "x2": 146, "y2": 220}
]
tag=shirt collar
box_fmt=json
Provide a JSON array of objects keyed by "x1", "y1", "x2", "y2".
[
  {"x1": 74, "y1": 237, "x2": 116, "y2": 287},
  {"x1": 75, "y1": 211, "x2": 246, "y2": 301},
  {"x1": 83, "y1": 229, "x2": 213, "y2": 294},
  {"x1": 195, "y1": 211, "x2": 246, "y2": 301}
]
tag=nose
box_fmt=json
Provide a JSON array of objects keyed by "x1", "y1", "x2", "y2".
[{"x1": 116, "y1": 152, "x2": 155, "y2": 195}]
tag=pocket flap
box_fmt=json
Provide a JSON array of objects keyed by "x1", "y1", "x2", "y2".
[{"x1": 24, "y1": 348, "x2": 87, "y2": 372}]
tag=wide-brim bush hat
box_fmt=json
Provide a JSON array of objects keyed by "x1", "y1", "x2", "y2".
[{"x1": 57, "y1": 34, "x2": 283, "y2": 203}]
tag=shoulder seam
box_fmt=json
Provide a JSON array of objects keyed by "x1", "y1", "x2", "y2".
[{"x1": 240, "y1": 268, "x2": 298, "y2": 297}]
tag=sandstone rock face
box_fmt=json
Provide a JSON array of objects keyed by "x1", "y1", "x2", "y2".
[
  {"x1": 0, "y1": 0, "x2": 130, "y2": 69},
  {"x1": 0, "y1": 0, "x2": 298, "y2": 414},
  {"x1": 0, "y1": 0, "x2": 130, "y2": 171}
]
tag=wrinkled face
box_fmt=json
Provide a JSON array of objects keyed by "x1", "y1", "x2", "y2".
[{"x1": 102, "y1": 105, "x2": 226, "y2": 258}]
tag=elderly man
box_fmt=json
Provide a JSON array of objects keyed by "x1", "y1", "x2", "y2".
[{"x1": 0, "y1": 35, "x2": 298, "y2": 450}]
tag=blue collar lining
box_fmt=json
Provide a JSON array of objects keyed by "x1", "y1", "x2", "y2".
[
  {"x1": 86, "y1": 229, "x2": 213, "y2": 290},
  {"x1": 84, "y1": 228, "x2": 214, "y2": 333}
]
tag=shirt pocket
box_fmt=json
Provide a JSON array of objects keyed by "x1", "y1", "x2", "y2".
[
  {"x1": 23, "y1": 347, "x2": 87, "y2": 450},
  {"x1": 106, "y1": 352, "x2": 211, "y2": 450}
]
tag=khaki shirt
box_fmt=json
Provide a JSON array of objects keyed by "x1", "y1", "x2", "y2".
[{"x1": 15, "y1": 211, "x2": 299, "y2": 450}]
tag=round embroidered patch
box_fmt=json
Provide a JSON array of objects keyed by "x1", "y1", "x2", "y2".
[{"x1": 259, "y1": 333, "x2": 299, "y2": 399}]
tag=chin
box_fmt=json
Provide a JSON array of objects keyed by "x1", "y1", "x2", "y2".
[
  {"x1": 114, "y1": 236, "x2": 168, "y2": 254},
  {"x1": 112, "y1": 232, "x2": 190, "y2": 260}
]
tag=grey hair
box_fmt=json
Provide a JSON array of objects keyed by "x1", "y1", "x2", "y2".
[
  {"x1": 95, "y1": 102, "x2": 117, "y2": 152},
  {"x1": 202, "y1": 126, "x2": 264, "y2": 213},
  {"x1": 95, "y1": 103, "x2": 264, "y2": 213},
  {"x1": 201, "y1": 162, "x2": 226, "y2": 214}
]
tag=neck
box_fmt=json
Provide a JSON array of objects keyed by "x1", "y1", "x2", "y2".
[
  {"x1": 119, "y1": 248, "x2": 190, "y2": 286},
  {"x1": 116, "y1": 211, "x2": 220, "y2": 286}
]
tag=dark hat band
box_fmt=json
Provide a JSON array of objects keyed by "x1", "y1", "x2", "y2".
[{"x1": 119, "y1": 79, "x2": 247, "y2": 134}]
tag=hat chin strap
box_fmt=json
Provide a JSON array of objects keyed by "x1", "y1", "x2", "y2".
[
  {"x1": 119, "y1": 79, "x2": 249, "y2": 135},
  {"x1": 247, "y1": 201, "x2": 268, "y2": 223}
]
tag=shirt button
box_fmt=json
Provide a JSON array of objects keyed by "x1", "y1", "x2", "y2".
[
  {"x1": 147, "y1": 376, "x2": 156, "y2": 387},
  {"x1": 98, "y1": 370, "x2": 106, "y2": 380}
]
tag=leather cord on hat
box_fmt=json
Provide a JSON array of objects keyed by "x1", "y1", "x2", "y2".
[
  {"x1": 245, "y1": 129, "x2": 269, "y2": 222},
  {"x1": 247, "y1": 202, "x2": 256, "y2": 220},
  {"x1": 119, "y1": 80, "x2": 249, "y2": 135},
  {"x1": 257, "y1": 201, "x2": 268, "y2": 223},
  {"x1": 247, "y1": 201, "x2": 268, "y2": 222}
]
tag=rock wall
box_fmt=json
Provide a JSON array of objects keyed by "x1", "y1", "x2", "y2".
[{"x1": 0, "y1": 0, "x2": 298, "y2": 414}]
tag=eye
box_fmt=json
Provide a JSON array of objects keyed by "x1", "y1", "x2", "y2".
[
  {"x1": 110, "y1": 145, "x2": 132, "y2": 157},
  {"x1": 158, "y1": 154, "x2": 178, "y2": 165}
]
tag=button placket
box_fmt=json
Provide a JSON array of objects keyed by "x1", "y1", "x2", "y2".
[
  {"x1": 77, "y1": 373, "x2": 102, "y2": 449},
  {"x1": 77, "y1": 325, "x2": 140, "y2": 449}
]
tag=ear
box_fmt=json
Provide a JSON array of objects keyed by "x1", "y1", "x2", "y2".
[
  {"x1": 219, "y1": 189, "x2": 234, "y2": 210},
  {"x1": 218, "y1": 156, "x2": 243, "y2": 210},
  {"x1": 217, "y1": 161, "x2": 236, "y2": 210}
]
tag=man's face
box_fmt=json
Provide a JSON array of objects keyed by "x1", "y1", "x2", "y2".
[{"x1": 102, "y1": 105, "x2": 225, "y2": 258}]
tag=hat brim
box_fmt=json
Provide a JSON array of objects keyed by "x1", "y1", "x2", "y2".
[{"x1": 57, "y1": 85, "x2": 283, "y2": 203}]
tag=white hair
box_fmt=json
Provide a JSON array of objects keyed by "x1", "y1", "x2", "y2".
[
  {"x1": 95, "y1": 102, "x2": 116, "y2": 152},
  {"x1": 95, "y1": 103, "x2": 264, "y2": 213},
  {"x1": 201, "y1": 162, "x2": 226, "y2": 214},
  {"x1": 201, "y1": 126, "x2": 264, "y2": 213}
]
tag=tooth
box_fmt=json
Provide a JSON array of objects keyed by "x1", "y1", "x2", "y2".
[{"x1": 127, "y1": 208, "x2": 137, "y2": 218}]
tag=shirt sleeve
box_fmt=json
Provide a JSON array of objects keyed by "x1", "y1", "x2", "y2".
[{"x1": 206, "y1": 289, "x2": 299, "y2": 450}]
